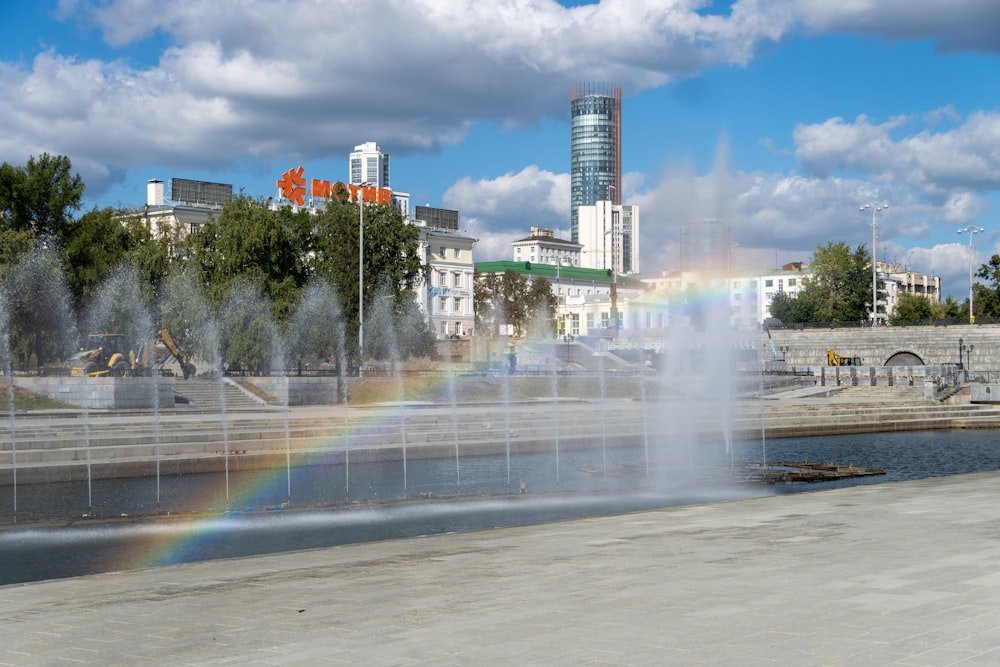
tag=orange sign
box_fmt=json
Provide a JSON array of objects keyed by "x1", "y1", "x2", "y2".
[{"x1": 276, "y1": 167, "x2": 392, "y2": 207}]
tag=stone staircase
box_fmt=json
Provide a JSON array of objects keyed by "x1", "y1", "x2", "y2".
[{"x1": 172, "y1": 378, "x2": 269, "y2": 412}]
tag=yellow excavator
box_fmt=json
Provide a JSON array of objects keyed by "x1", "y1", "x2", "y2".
[
  {"x1": 827, "y1": 349, "x2": 864, "y2": 367},
  {"x1": 71, "y1": 330, "x2": 196, "y2": 379}
]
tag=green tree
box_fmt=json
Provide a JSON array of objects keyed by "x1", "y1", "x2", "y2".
[
  {"x1": 767, "y1": 290, "x2": 816, "y2": 325},
  {"x1": 931, "y1": 296, "x2": 964, "y2": 320},
  {"x1": 891, "y1": 293, "x2": 934, "y2": 323},
  {"x1": 525, "y1": 276, "x2": 557, "y2": 336},
  {"x1": 474, "y1": 270, "x2": 554, "y2": 338},
  {"x1": 772, "y1": 242, "x2": 872, "y2": 324},
  {"x1": 0, "y1": 153, "x2": 84, "y2": 237},
  {"x1": 2, "y1": 239, "x2": 78, "y2": 370},
  {"x1": 183, "y1": 194, "x2": 311, "y2": 321},
  {"x1": 62, "y1": 207, "x2": 137, "y2": 311},
  {"x1": 974, "y1": 254, "x2": 1000, "y2": 318},
  {"x1": 309, "y1": 198, "x2": 428, "y2": 365}
]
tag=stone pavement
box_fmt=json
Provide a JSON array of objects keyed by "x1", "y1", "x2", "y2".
[{"x1": 4, "y1": 471, "x2": 1000, "y2": 666}]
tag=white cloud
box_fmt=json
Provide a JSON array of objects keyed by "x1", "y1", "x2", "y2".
[
  {"x1": 4, "y1": 0, "x2": 998, "y2": 196},
  {"x1": 794, "y1": 111, "x2": 1000, "y2": 200},
  {"x1": 789, "y1": 0, "x2": 1000, "y2": 53},
  {"x1": 442, "y1": 165, "x2": 569, "y2": 260}
]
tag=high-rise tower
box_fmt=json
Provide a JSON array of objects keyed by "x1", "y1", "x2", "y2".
[
  {"x1": 570, "y1": 83, "x2": 621, "y2": 243},
  {"x1": 349, "y1": 141, "x2": 390, "y2": 188}
]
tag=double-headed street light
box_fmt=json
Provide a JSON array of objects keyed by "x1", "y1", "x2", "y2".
[
  {"x1": 958, "y1": 225, "x2": 985, "y2": 324},
  {"x1": 860, "y1": 201, "x2": 888, "y2": 326}
]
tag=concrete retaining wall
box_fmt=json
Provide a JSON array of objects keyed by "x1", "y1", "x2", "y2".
[
  {"x1": 971, "y1": 385, "x2": 1000, "y2": 404},
  {"x1": 252, "y1": 376, "x2": 342, "y2": 405},
  {"x1": 764, "y1": 323, "x2": 1000, "y2": 372},
  {"x1": 16, "y1": 376, "x2": 176, "y2": 409}
]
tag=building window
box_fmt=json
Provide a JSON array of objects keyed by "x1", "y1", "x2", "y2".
[
  {"x1": 440, "y1": 321, "x2": 448, "y2": 336},
  {"x1": 454, "y1": 248, "x2": 461, "y2": 259},
  {"x1": 788, "y1": 278, "x2": 796, "y2": 286},
  {"x1": 439, "y1": 271, "x2": 447, "y2": 286},
  {"x1": 453, "y1": 297, "x2": 461, "y2": 314},
  {"x1": 453, "y1": 272, "x2": 462, "y2": 288},
  {"x1": 586, "y1": 312, "x2": 594, "y2": 332},
  {"x1": 765, "y1": 279, "x2": 773, "y2": 287},
  {"x1": 601, "y1": 312, "x2": 610, "y2": 328},
  {"x1": 439, "y1": 296, "x2": 448, "y2": 313},
  {"x1": 439, "y1": 246, "x2": 446, "y2": 257}
]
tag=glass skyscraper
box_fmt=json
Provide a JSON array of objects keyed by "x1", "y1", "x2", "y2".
[{"x1": 570, "y1": 83, "x2": 621, "y2": 243}]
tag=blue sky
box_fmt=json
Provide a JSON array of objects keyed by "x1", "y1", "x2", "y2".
[{"x1": 1, "y1": 0, "x2": 999, "y2": 299}]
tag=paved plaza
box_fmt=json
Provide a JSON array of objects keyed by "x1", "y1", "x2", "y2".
[{"x1": 3, "y1": 470, "x2": 1000, "y2": 665}]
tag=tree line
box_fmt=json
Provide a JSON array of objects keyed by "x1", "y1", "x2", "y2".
[
  {"x1": 0, "y1": 154, "x2": 437, "y2": 373},
  {"x1": 767, "y1": 241, "x2": 965, "y2": 326}
]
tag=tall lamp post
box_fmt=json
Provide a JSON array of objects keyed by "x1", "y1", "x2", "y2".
[
  {"x1": 358, "y1": 185, "x2": 370, "y2": 375},
  {"x1": 958, "y1": 225, "x2": 985, "y2": 324},
  {"x1": 860, "y1": 201, "x2": 888, "y2": 326}
]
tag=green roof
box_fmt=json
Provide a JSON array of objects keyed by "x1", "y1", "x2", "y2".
[{"x1": 474, "y1": 261, "x2": 642, "y2": 285}]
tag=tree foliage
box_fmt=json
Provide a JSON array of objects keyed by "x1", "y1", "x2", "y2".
[
  {"x1": 183, "y1": 194, "x2": 311, "y2": 321},
  {"x1": 0, "y1": 153, "x2": 84, "y2": 237},
  {"x1": 474, "y1": 270, "x2": 556, "y2": 338},
  {"x1": 309, "y1": 198, "x2": 429, "y2": 364},
  {"x1": 890, "y1": 293, "x2": 934, "y2": 323},
  {"x1": 767, "y1": 242, "x2": 873, "y2": 324},
  {"x1": 974, "y1": 254, "x2": 1000, "y2": 318}
]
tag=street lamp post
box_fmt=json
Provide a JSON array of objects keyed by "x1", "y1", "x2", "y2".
[
  {"x1": 358, "y1": 185, "x2": 370, "y2": 375},
  {"x1": 958, "y1": 225, "x2": 985, "y2": 324},
  {"x1": 860, "y1": 202, "x2": 888, "y2": 326}
]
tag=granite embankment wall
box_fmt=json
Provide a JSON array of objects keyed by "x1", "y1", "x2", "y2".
[
  {"x1": 15, "y1": 376, "x2": 176, "y2": 409},
  {"x1": 763, "y1": 322, "x2": 1000, "y2": 372}
]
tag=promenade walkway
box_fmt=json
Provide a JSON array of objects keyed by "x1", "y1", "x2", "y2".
[{"x1": 4, "y1": 470, "x2": 1000, "y2": 665}]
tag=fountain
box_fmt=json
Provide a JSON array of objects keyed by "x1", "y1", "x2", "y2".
[
  {"x1": 0, "y1": 288, "x2": 16, "y2": 521},
  {"x1": 0, "y1": 240, "x2": 761, "y2": 584}
]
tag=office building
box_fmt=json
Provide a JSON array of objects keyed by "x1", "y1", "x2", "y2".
[
  {"x1": 349, "y1": 141, "x2": 390, "y2": 188},
  {"x1": 577, "y1": 201, "x2": 639, "y2": 274},
  {"x1": 570, "y1": 83, "x2": 621, "y2": 243}
]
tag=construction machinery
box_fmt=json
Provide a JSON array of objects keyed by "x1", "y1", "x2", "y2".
[
  {"x1": 71, "y1": 330, "x2": 196, "y2": 379},
  {"x1": 827, "y1": 349, "x2": 864, "y2": 367}
]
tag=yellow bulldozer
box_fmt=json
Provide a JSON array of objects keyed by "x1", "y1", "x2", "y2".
[
  {"x1": 70, "y1": 330, "x2": 196, "y2": 379},
  {"x1": 827, "y1": 349, "x2": 864, "y2": 367}
]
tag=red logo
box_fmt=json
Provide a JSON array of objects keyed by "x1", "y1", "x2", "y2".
[{"x1": 276, "y1": 166, "x2": 306, "y2": 206}]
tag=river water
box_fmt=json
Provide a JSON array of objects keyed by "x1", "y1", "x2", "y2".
[{"x1": 2, "y1": 429, "x2": 999, "y2": 585}]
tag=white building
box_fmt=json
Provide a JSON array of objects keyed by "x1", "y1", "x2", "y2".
[
  {"x1": 511, "y1": 227, "x2": 582, "y2": 268},
  {"x1": 474, "y1": 261, "x2": 646, "y2": 339},
  {"x1": 577, "y1": 201, "x2": 639, "y2": 274},
  {"x1": 349, "y1": 141, "x2": 390, "y2": 188},
  {"x1": 751, "y1": 263, "x2": 809, "y2": 324},
  {"x1": 142, "y1": 178, "x2": 229, "y2": 240},
  {"x1": 413, "y1": 208, "x2": 477, "y2": 339}
]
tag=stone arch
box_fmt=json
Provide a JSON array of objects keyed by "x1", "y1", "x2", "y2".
[{"x1": 885, "y1": 351, "x2": 925, "y2": 366}]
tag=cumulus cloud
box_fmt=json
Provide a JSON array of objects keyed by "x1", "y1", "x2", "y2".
[
  {"x1": 4, "y1": 0, "x2": 998, "y2": 196},
  {"x1": 442, "y1": 165, "x2": 569, "y2": 259},
  {"x1": 0, "y1": 0, "x2": 817, "y2": 194},
  {"x1": 794, "y1": 111, "x2": 1000, "y2": 201},
  {"x1": 790, "y1": 0, "x2": 1000, "y2": 53}
]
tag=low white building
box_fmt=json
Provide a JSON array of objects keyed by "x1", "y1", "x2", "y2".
[
  {"x1": 512, "y1": 227, "x2": 582, "y2": 268},
  {"x1": 142, "y1": 178, "x2": 229, "y2": 240},
  {"x1": 474, "y1": 261, "x2": 645, "y2": 339}
]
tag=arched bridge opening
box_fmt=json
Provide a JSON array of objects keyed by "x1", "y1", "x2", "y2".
[{"x1": 885, "y1": 351, "x2": 925, "y2": 366}]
